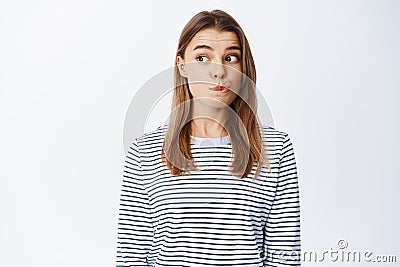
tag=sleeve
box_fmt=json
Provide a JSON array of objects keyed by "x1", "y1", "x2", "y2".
[
  {"x1": 264, "y1": 133, "x2": 301, "y2": 266},
  {"x1": 116, "y1": 138, "x2": 153, "y2": 267}
]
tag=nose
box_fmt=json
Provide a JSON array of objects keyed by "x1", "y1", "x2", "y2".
[{"x1": 210, "y1": 62, "x2": 226, "y2": 80}]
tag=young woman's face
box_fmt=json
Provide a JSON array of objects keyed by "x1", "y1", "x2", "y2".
[{"x1": 177, "y1": 28, "x2": 243, "y2": 109}]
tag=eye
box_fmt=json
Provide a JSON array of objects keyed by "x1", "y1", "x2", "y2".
[
  {"x1": 226, "y1": 55, "x2": 240, "y2": 63},
  {"x1": 196, "y1": 55, "x2": 209, "y2": 63}
]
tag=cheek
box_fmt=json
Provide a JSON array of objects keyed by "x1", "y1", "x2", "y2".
[
  {"x1": 228, "y1": 70, "x2": 243, "y2": 92},
  {"x1": 188, "y1": 83, "x2": 209, "y2": 97},
  {"x1": 228, "y1": 66, "x2": 242, "y2": 79},
  {"x1": 186, "y1": 66, "x2": 213, "y2": 95},
  {"x1": 185, "y1": 65, "x2": 210, "y2": 82}
]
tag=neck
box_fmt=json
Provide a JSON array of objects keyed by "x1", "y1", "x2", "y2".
[
  {"x1": 190, "y1": 118, "x2": 229, "y2": 138},
  {"x1": 189, "y1": 101, "x2": 230, "y2": 138}
]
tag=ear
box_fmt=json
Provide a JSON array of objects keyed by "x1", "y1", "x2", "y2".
[{"x1": 176, "y1": 55, "x2": 187, "y2": 78}]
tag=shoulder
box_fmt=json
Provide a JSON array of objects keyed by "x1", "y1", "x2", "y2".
[
  {"x1": 132, "y1": 123, "x2": 293, "y2": 149},
  {"x1": 258, "y1": 123, "x2": 295, "y2": 160},
  {"x1": 259, "y1": 123, "x2": 290, "y2": 142},
  {"x1": 133, "y1": 123, "x2": 291, "y2": 143},
  {"x1": 260, "y1": 123, "x2": 298, "y2": 168},
  {"x1": 134, "y1": 124, "x2": 168, "y2": 148}
]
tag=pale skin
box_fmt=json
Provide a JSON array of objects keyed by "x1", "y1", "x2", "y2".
[{"x1": 177, "y1": 28, "x2": 243, "y2": 138}]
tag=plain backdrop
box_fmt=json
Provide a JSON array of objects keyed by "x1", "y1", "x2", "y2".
[{"x1": 1, "y1": 0, "x2": 399, "y2": 266}]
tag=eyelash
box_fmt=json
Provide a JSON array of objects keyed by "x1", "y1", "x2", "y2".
[{"x1": 196, "y1": 54, "x2": 241, "y2": 63}]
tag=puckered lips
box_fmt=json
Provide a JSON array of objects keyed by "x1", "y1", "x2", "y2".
[{"x1": 209, "y1": 85, "x2": 230, "y2": 93}]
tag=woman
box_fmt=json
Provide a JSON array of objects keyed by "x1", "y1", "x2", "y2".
[{"x1": 116, "y1": 9, "x2": 301, "y2": 267}]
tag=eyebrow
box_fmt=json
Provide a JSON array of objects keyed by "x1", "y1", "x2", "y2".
[{"x1": 192, "y1": 44, "x2": 241, "y2": 52}]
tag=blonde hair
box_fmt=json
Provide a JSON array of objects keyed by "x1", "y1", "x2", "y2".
[{"x1": 161, "y1": 9, "x2": 271, "y2": 179}]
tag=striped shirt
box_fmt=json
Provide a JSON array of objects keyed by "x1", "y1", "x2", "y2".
[{"x1": 116, "y1": 124, "x2": 301, "y2": 267}]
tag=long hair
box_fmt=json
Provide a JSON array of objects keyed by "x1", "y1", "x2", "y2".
[{"x1": 161, "y1": 9, "x2": 271, "y2": 179}]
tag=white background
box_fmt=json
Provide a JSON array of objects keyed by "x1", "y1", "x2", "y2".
[{"x1": 1, "y1": 0, "x2": 399, "y2": 266}]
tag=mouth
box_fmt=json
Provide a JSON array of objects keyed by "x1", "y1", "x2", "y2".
[{"x1": 209, "y1": 85, "x2": 230, "y2": 93}]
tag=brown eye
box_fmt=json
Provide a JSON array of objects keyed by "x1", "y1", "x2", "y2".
[
  {"x1": 196, "y1": 55, "x2": 209, "y2": 62},
  {"x1": 226, "y1": 55, "x2": 239, "y2": 63}
]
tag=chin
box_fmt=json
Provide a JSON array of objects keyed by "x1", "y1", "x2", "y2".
[{"x1": 195, "y1": 97, "x2": 231, "y2": 109}]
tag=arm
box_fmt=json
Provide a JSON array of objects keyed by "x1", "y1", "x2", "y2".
[
  {"x1": 264, "y1": 134, "x2": 301, "y2": 266},
  {"x1": 116, "y1": 138, "x2": 153, "y2": 267}
]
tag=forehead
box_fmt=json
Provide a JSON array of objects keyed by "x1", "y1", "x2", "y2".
[{"x1": 188, "y1": 28, "x2": 240, "y2": 47}]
